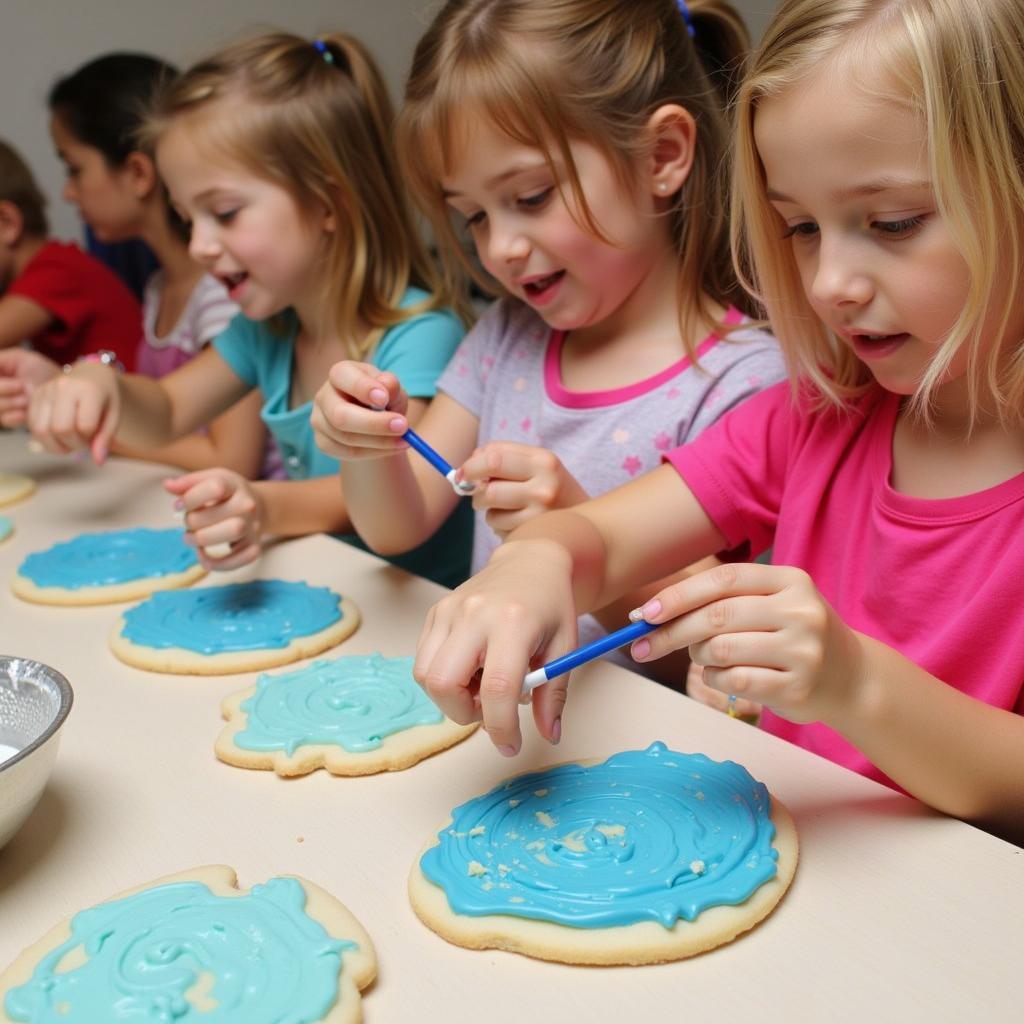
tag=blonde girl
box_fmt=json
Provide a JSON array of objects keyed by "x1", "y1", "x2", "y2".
[
  {"x1": 313, "y1": 0, "x2": 785, "y2": 671},
  {"x1": 413, "y1": 0, "x2": 1024, "y2": 845},
  {"x1": 28, "y1": 31, "x2": 470, "y2": 586}
]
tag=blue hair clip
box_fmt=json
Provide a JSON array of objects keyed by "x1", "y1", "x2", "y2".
[
  {"x1": 312, "y1": 39, "x2": 335, "y2": 65},
  {"x1": 678, "y1": 0, "x2": 696, "y2": 38}
]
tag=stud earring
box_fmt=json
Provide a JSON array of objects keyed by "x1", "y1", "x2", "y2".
[{"x1": 658, "y1": 182, "x2": 669, "y2": 193}]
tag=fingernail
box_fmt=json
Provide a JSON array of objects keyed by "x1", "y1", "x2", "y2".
[
  {"x1": 632, "y1": 639, "x2": 651, "y2": 660},
  {"x1": 369, "y1": 388, "x2": 388, "y2": 406},
  {"x1": 640, "y1": 599, "x2": 662, "y2": 620},
  {"x1": 550, "y1": 717, "x2": 561, "y2": 745},
  {"x1": 173, "y1": 499, "x2": 185, "y2": 511},
  {"x1": 497, "y1": 744, "x2": 518, "y2": 757},
  {"x1": 389, "y1": 418, "x2": 405, "y2": 433},
  {"x1": 182, "y1": 533, "x2": 196, "y2": 546}
]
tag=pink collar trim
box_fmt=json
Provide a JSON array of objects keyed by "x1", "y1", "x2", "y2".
[{"x1": 543, "y1": 307, "x2": 744, "y2": 409}]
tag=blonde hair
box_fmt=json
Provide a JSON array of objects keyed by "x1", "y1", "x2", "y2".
[
  {"x1": 399, "y1": 0, "x2": 752, "y2": 356},
  {"x1": 145, "y1": 31, "x2": 458, "y2": 357},
  {"x1": 732, "y1": 0, "x2": 1024, "y2": 425}
]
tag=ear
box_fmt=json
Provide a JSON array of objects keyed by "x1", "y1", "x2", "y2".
[
  {"x1": 121, "y1": 151, "x2": 159, "y2": 200},
  {"x1": 645, "y1": 103, "x2": 697, "y2": 199},
  {"x1": 0, "y1": 200, "x2": 25, "y2": 247}
]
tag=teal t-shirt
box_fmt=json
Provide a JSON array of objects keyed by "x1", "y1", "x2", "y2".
[{"x1": 213, "y1": 288, "x2": 472, "y2": 588}]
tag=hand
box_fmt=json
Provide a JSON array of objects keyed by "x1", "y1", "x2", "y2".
[
  {"x1": 630, "y1": 562, "x2": 864, "y2": 725},
  {"x1": 458, "y1": 442, "x2": 588, "y2": 539},
  {"x1": 164, "y1": 468, "x2": 266, "y2": 570},
  {"x1": 0, "y1": 349, "x2": 60, "y2": 428},
  {"x1": 685, "y1": 662, "x2": 762, "y2": 718},
  {"x1": 414, "y1": 539, "x2": 577, "y2": 755},
  {"x1": 26, "y1": 361, "x2": 120, "y2": 463},
  {"x1": 311, "y1": 361, "x2": 412, "y2": 460}
]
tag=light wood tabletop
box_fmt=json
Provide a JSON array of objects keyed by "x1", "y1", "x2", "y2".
[{"x1": 0, "y1": 430, "x2": 1020, "y2": 1022}]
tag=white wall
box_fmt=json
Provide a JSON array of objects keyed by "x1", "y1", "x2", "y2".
[{"x1": 1, "y1": 0, "x2": 777, "y2": 241}]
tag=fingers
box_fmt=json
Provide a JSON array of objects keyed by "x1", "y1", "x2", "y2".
[
  {"x1": 27, "y1": 377, "x2": 112, "y2": 456},
  {"x1": 686, "y1": 664, "x2": 761, "y2": 717},
  {"x1": 701, "y1": 665, "x2": 781, "y2": 710},
  {"x1": 312, "y1": 369, "x2": 410, "y2": 460}
]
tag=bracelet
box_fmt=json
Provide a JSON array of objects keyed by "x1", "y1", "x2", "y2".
[{"x1": 62, "y1": 350, "x2": 125, "y2": 375}]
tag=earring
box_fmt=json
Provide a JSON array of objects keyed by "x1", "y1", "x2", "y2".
[{"x1": 658, "y1": 182, "x2": 669, "y2": 193}]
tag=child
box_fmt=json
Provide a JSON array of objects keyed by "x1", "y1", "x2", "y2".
[
  {"x1": 46, "y1": 53, "x2": 265, "y2": 476},
  {"x1": 311, "y1": 0, "x2": 785, "y2": 671},
  {"x1": 26, "y1": 31, "x2": 470, "y2": 588},
  {"x1": 412, "y1": 0, "x2": 1024, "y2": 844},
  {"x1": 0, "y1": 138, "x2": 140, "y2": 373}
]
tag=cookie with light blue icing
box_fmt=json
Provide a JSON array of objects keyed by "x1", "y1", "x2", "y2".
[
  {"x1": 110, "y1": 579, "x2": 360, "y2": 675},
  {"x1": 217, "y1": 653, "x2": 477, "y2": 776},
  {"x1": 409, "y1": 742, "x2": 797, "y2": 965},
  {"x1": 0, "y1": 865, "x2": 376, "y2": 1024},
  {"x1": 12, "y1": 527, "x2": 205, "y2": 606}
]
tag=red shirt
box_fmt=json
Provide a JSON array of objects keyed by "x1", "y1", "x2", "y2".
[{"x1": 8, "y1": 240, "x2": 141, "y2": 370}]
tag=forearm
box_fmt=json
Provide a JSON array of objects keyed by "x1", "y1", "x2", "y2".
[
  {"x1": 835, "y1": 634, "x2": 1024, "y2": 843},
  {"x1": 255, "y1": 476, "x2": 352, "y2": 538},
  {"x1": 340, "y1": 453, "x2": 455, "y2": 555},
  {"x1": 113, "y1": 373, "x2": 181, "y2": 447}
]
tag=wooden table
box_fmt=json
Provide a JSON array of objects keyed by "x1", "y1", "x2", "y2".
[{"x1": 0, "y1": 431, "x2": 1020, "y2": 1022}]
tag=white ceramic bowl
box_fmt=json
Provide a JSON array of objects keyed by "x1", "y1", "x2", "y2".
[{"x1": 0, "y1": 656, "x2": 73, "y2": 850}]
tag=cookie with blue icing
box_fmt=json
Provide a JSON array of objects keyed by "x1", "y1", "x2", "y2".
[
  {"x1": 409, "y1": 743, "x2": 797, "y2": 965},
  {"x1": 12, "y1": 527, "x2": 206, "y2": 606},
  {"x1": 216, "y1": 653, "x2": 477, "y2": 776},
  {"x1": 109, "y1": 579, "x2": 360, "y2": 675},
  {"x1": 0, "y1": 865, "x2": 376, "y2": 1024}
]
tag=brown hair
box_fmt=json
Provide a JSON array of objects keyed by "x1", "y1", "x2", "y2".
[
  {"x1": 398, "y1": 0, "x2": 753, "y2": 354},
  {"x1": 0, "y1": 139, "x2": 48, "y2": 237},
  {"x1": 144, "y1": 31, "x2": 459, "y2": 356}
]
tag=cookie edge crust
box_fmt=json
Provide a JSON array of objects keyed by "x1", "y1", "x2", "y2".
[
  {"x1": 0, "y1": 475, "x2": 35, "y2": 510},
  {"x1": 408, "y1": 796, "x2": 797, "y2": 966},
  {"x1": 108, "y1": 596, "x2": 360, "y2": 675},
  {"x1": 0, "y1": 865, "x2": 376, "y2": 1024},
  {"x1": 215, "y1": 684, "x2": 479, "y2": 776},
  {"x1": 12, "y1": 564, "x2": 207, "y2": 606}
]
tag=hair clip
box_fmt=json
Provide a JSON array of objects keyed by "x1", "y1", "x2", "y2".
[
  {"x1": 312, "y1": 39, "x2": 335, "y2": 65},
  {"x1": 677, "y1": 0, "x2": 696, "y2": 38}
]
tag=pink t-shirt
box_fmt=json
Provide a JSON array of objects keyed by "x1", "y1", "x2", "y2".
[{"x1": 667, "y1": 381, "x2": 1024, "y2": 787}]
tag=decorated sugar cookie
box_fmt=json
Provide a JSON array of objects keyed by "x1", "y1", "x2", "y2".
[
  {"x1": 0, "y1": 865, "x2": 376, "y2": 1024},
  {"x1": 11, "y1": 527, "x2": 205, "y2": 606},
  {"x1": 0, "y1": 516, "x2": 11, "y2": 545},
  {"x1": 409, "y1": 742, "x2": 797, "y2": 965},
  {"x1": 110, "y1": 578, "x2": 360, "y2": 675},
  {"x1": 217, "y1": 653, "x2": 477, "y2": 776},
  {"x1": 0, "y1": 473, "x2": 34, "y2": 510}
]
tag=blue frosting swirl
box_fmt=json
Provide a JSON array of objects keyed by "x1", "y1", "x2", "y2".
[
  {"x1": 235, "y1": 653, "x2": 444, "y2": 755},
  {"x1": 121, "y1": 579, "x2": 342, "y2": 654},
  {"x1": 18, "y1": 528, "x2": 198, "y2": 589},
  {"x1": 421, "y1": 742, "x2": 779, "y2": 929},
  {"x1": 3, "y1": 876, "x2": 356, "y2": 1023}
]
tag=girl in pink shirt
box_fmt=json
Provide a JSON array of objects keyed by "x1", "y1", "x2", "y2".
[{"x1": 413, "y1": 0, "x2": 1024, "y2": 845}]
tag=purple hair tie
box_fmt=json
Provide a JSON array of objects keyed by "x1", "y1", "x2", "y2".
[
  {"x1": 678, "y1": 0, "x2": 696, "y2": 37},
  {"x1": 312, "y1": 39, "x2": 335, "y2": 64}
]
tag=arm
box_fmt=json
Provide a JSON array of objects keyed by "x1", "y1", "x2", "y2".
[
  {"x1": 414, "y1": 464, "x2": 724, "y2": 753},
  {"x1": 0, "y1": 295, "x2": 53, "y2": 349},
  {"x1": 110, "y1": 389, "x2": 266, "y2": 476},
  {"x1": 313, "y1": 362, "x2": 478, "y2": 554},
  {"x1": 27, "y1": 345, "x2": 250, "y2": 463}
]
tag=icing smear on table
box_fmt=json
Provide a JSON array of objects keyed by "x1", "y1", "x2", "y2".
[
  {"x1": 421, "y1": 742, "x2": 779, "y2": 929},
  {"x1": 234, "y1": 653, "x2": 444, "y2": 754},
  {"x1": 3, "y1": 877, "x2": 355, "y2": 1023},
  {"x1": 120, "y1": 579, "x2": 343, "y2": 653}
]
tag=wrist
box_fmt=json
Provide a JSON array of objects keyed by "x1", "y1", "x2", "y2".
[{"x1": 63, "y1": 350, "x2": 125, "y2": 375}]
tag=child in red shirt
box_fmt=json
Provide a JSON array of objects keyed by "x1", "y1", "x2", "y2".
[{"x1": 0, "y1": 139, "x2": 140, "y2": 370}]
